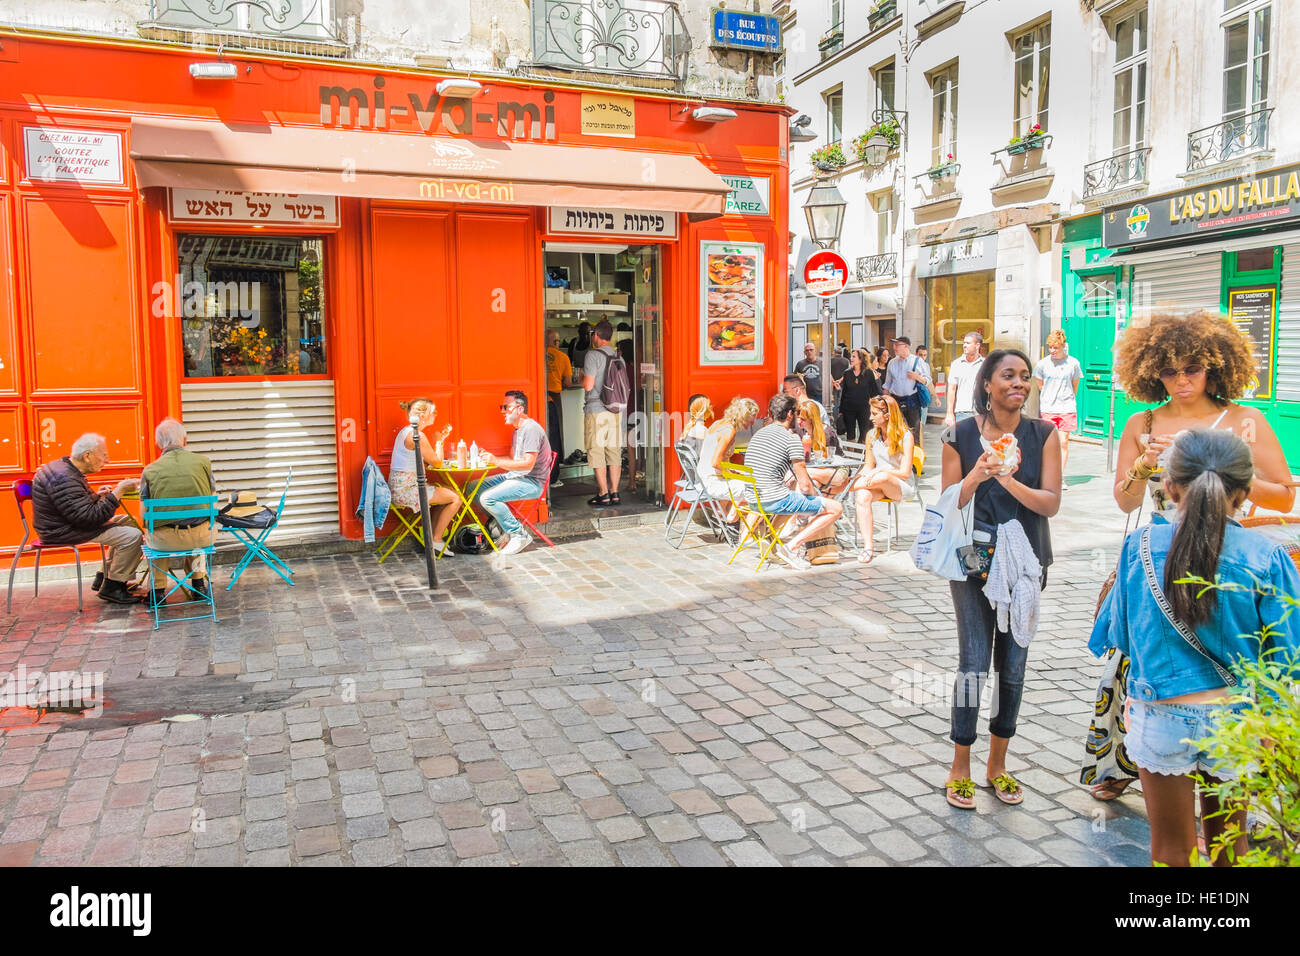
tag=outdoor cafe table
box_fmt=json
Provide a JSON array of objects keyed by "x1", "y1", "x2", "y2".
[{"x1": 432, "y1": 462, "x2": 501, "y2": 557}]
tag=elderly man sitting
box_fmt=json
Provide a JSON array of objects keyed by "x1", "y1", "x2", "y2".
[
  {"x1": 31, "y1": 433, "x2": 142, "y2": 605},
  {"x1": 140, "y1": 418, "x2": 216, "y2": 607}
]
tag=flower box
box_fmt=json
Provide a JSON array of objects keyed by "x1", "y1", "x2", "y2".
[
  {"x1": 868, "y1": 0, "x2": 897, "y2": 29},
  {"x1": 1007, "y1": 135, "x2": 1046, "y2": 155}
]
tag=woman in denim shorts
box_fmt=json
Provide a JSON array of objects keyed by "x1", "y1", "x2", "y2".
[{"x1": 1091, "y1": 429, "x2": 1300, "y2": 866}]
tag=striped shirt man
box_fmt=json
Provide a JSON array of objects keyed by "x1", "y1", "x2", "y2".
[{"x1": 744, "y1": 422, "x2": 805, "y2": 507}]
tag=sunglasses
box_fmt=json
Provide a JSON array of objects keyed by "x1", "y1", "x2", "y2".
[
  {"x1": 1158, "y1": 364, "x2": 1206, "y2": 381},
  {"x1": 499, "y1": 403, "x2": 520, "y2": 411}
]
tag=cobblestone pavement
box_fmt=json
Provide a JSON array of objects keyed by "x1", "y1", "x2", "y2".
[{"x1": 0, "y1": 435, "x2": 1153, "y2": 866}]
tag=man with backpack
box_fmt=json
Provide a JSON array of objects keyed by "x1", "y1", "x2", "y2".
[
  {"x1": 581, "y1": 319, "x2": 630, "y2": 507},
  {"x1": 884, "y1": 336, "x2": 930, "y2": 446}
]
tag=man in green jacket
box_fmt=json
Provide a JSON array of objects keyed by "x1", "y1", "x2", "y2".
[{"x1": 140, "y1": 418, "x2": 215, "y2": 607}]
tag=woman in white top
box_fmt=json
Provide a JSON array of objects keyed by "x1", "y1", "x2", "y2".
[
  {"x1": 698, "y1": 397, "x2": 759, "y2": 522},
  {"x1": 389, "y1": 398, "x2": 459, "y2": 556},
  {"x1": 850, "y1": 395, "x2": 916, "y2": 564}
]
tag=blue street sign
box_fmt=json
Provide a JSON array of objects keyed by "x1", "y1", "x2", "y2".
[{"x1": 710, "y1": 9, "x2": 781, "y2": 53}]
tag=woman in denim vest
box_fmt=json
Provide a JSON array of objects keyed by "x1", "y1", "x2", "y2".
[{"x1": 1091, "y1": 429, "x2": 1300, "y2": 866}]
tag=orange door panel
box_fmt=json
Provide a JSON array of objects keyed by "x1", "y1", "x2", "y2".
[
  {"x1": 31, "y1": 403, "x2": 145, "y2": 470},
  {"x1": 20, "y1": 196, "x2": 141, "y2": 395},
  {"x1": 370, "y1": 208, "x2": 454, "y2": 391},
  {"x1": 0, "y1": 406, "x2": 24, "y2": 472},
  {"x1": 0, "y1": 194, "x2": 19, "y2": 396}
]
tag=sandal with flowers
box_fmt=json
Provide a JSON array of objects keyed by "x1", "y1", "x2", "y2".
[
  {"x1": 986, "y1": 772, "x2": 1024, "y2": 805},
  {"x1": 945, "y1": 777, "x2": 976, "y2": 810}
]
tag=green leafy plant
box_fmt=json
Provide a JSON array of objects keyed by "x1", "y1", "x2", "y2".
[
  {"x1": 1174, "y1": 574, "x2": 1300, "y2": 867},
  {"x1": 809, "y1": 141, "x2": 847, "y2": 170},
  {"x1": 850, "y1": 119, "x2": 901, "y2": 161},
  {"x1": 925, "y1": 153, "x2": 957, "y2": 179}
]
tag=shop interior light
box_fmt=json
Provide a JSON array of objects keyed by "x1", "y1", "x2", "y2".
[
  {"x1": 691, "y1": 107, "x2": 738, "y2": 123},
  {"x1": 544, "y1": 242, "x2": 629, "y2": 255},
  {"x1": 436, "y1": 78, "x2": 485, "y2": 97},
  {"x1": 189, "y1": 62, "x2": 238, "y2": 80}
]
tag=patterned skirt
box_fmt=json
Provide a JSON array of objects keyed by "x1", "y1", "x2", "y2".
[
  {"x1": 389, "y1": 470, "x2": 420, "y2": 512},
  {"x1": 1079, "y1": 647, "x2": 1140, "y2": 784}
]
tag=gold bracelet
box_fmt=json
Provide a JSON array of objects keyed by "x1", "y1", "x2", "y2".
[{"x1": 1131, "y1": 461, "x2": 1156, "y2": 480}]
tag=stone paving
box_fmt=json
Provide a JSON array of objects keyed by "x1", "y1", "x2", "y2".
[{"x1": 0, "y1": 434, "x2": 1154, "y2": 866}]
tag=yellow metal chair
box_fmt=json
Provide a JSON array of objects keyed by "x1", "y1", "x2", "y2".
[
  {"x1": 879, "y1": 444, "x2": 927, "y2": 551},
  {"x1": 375, "y1": 507, "x2": 424, "y2": 563},
  {"x1": 716, "y1": 463, "x2": 788, "y2": 571}
]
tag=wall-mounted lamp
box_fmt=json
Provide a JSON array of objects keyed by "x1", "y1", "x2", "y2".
[
  {"x1": 436, "y1": 78, "x2": 485, "y2": 97},
  {"x1": 189, "y1": 62, "x2": 238, "y2": 80},
  {"x1": 692, "y1": 107, "x2": 738, "y2": 123}
]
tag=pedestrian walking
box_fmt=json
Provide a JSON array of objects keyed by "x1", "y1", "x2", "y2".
[
  {"x1": 943, "y1": 331, "x2": 985, "y2": 430},
  {"x1": 941, "y1": 349, "x2": 1061, "y2": 809},
  {"x1": 1081, "y1": 308, "x2": 1295, "y2": 801},
  {"x1": 883, "y1": 337, "x2": 929, "y2": 447},
  {"x1": 840, "y1": 348, "x2": 882, "y2": 442},
  {"x1": 1091, "y1": 428, "x2": 1300, "y2": 866},
  {"x1": 1032, "y1": 330, "x2": 1082, "y2": 484}
]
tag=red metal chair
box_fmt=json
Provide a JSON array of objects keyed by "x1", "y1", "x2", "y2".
[
  {"x1": 507, "y1": 451, "x2": 559, "y2": 548},
  {"x1": 6, "y1": 480, "x2": 107, "y2": 613}
]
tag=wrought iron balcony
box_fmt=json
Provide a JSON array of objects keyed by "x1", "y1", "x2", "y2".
[
  {"x1": 532, "y1": 0, "x2": 691, "y2": 82},
  {"x1": 856, "y1": 254, "x2": 897, "y2": 281},
  {"x1": 1082, "y1": 147, "x2": 1151, "y2": 199},
  {"x1": 1186, "y1": 108, "x2": 1273, "y2": 172},
  {"x1": 148, "y1": 0, "x2": 340, "y2": 42}
]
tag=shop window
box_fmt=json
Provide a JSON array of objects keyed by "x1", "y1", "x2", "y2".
[
  {"x1": 927, "y1": 273, "x2": 995, "y2": 371},
  {"x1": 177, "y1": 235, "x2": 327, "y2": 378},
  {"x1": 1011, "y1": 21, "x2": 1051, "y2": 139},
  {"x1": 1222, "y1": 1, "x2": 1270, "y2": 123},
  {"x1": 1111, "y1": 8, "x2": 1147, "y2": 153},
  {"x1": 930, "y1": 64, "x2": 959, "y2": 166},
  {"x1": 1234, "y1": 246, "x2": 1277, "y2": 274}
]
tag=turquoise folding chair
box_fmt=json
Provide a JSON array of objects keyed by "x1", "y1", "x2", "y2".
[
  {"x1": 141, "y1": 494, "x2": 219, "y2": 629},
  {"x1": 220, "y1": 469, "x2": 294, "y2": 589}
]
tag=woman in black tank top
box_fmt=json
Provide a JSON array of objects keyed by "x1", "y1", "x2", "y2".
[{"x1": 939, "y1": 349, "x2": 1062, "y2": 810}]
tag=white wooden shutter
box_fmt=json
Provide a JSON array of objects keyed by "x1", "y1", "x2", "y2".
[
  {"x1": 1277, "y1": 244, "x2": 1300, "y2": 401},
  {"x1": 180, "y1": 380, "x2": 339, "y2": 539}
]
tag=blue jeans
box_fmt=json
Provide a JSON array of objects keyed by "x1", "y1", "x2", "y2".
[
  {"x1": 949, "y1": 577, "x2": 1029, "y2": 746},
  {"x1": 477, "y1": 474, "x2": 542, "y2": 537}
]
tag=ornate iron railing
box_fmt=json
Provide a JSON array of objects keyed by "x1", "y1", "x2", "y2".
[
  {"x1": 532, "y1": 0, "x2": 691, "y2": 81},
  {"x1": 1082, "y1": 147, "x2": 1151, "y2": 199},
  {"x1": 149, "y1": 0, "x2": 339, "y2": 41},
  {"x1": 1186, "y1": 108, "x2": 1273, "y2": 171},
  {"x1": 856, "y1": 253, "x2": 897, "y2": 281}
]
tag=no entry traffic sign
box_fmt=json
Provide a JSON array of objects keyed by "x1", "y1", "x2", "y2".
[{"x1": 803, "y1": 250, "x2": 848, "y2": 297}]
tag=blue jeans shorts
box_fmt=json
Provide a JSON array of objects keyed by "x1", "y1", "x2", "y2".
[
  {"x1": 1126, "y1": 699, "x2": 1248, "y2": 780},
  {"x1": 761, "y1": 490, "x2": 826, "y2": 516}
]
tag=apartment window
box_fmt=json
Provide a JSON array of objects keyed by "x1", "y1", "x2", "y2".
[
  {"x1": 874, "y1": 62, "x2": 896, "y2": 115},
  {"x1": 1011, "y1": 22, "x2": 1051, "y2": 138},
  {"x1": 829, "y1": 0, "x2": 843, "y2": 30},
  {"x1": 930, "y1": 65, "x2": 959, "y2": 165},
  {"x1": 826, "y1": 89, "x2": 843, "y2": 144},
  {"x1": 871, "y1": 191, "x2": 894, "y2": 254},
  {"x1": 1223, "y1": 1, "x2": 1270, "y2": 121},
  {"x1": 1112, "y1": 8, "x2": 1148, "y2": 152}
]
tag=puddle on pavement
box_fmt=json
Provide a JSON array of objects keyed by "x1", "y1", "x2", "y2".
[{"x1": 1, "y1": 673, "x2": 298, "y2": 732}]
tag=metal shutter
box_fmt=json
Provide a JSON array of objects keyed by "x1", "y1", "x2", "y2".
[
  {"x1": 1278, "y1": 244, "x2": 1300, "y2": 401},
  {"x1": 1130, "y1": 254, "x2": 1223, "y2": 314},
  {"x1": 180, "y1": 380, "x2": 339, "y2": 539}
]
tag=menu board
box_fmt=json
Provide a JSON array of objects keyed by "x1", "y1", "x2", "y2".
[
  {"x1": 1227, "y1": 287, "x2": 1275, "y2": 400},
  {"x1": 700, "y1": 241, "x2": 764, "y2": 366}
]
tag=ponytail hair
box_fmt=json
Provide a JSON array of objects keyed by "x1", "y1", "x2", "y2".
[
  {"x1": 1162, "y1": 428, "x2": 1254, "y2": 627},
  {"x1": 398, "y1": 398, "x2": 436, "y2": 422}
]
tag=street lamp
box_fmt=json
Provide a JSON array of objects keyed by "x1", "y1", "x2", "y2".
[
  {"x1": 408, "y1": 410, "x2": 439, "y2": 591},
  {"x1": 860, "y1": 131, "x2": 893, "y2": 168},
  {"x1": 801, "y1": 173, "x2": 848, "y2": 410}
]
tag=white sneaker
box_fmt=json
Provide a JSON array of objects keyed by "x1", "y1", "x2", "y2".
[
  {"x1": 500, "y1": 532, "x2": 532, "y2": 555},
  {"x1": 775, "y1": 544, "x2": 811, "y2": 570},
  {"x1": 432, "y1": 539, "x2": 453, "y2": 557}
]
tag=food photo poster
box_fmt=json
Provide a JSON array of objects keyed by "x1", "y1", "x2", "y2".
[{"x1": 701, "y1": 241, "x2": 764, "y2": 366}]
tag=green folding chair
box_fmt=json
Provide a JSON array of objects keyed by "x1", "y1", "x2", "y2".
[{"x1": 141, "y1": 494, "x2": 219, "y2": 629}]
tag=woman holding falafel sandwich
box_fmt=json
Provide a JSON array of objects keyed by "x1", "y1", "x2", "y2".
[
  {"x1": 1081, "y1": 308, "x2": 1295, "y2": 802},
  {"x1": 941, "y1": 349, "x2": 1061, "y2": 809}
]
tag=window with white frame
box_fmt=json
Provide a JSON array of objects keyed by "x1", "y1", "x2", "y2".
[
  {"x1": 930, "y1": 65, "x2": 958, "y2": 166},
  {"x1": 829, "y1": 0, "x2": 843, "y2": 31},
  {"x1": 1112, "y1": 8, "x2": 1147, "y2": 154},
  {"x1": 826, "y1": 88, "x2": 843, "y2": 144},
  {"x1": 1011, "y1": 22, "x2": 1051, "y2": 138},
  {"x1": 1222, "y1": 0, "x2": 1271, "y2": 122},
  {"x1": 871, "y1": 191, "x2": 894, "y2": 256},
  {"x1": 874, "y1": 62, "x2": 896, "y2": 116}
]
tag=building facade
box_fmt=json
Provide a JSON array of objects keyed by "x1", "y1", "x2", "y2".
[{"x1": 0, "y1": 1, "x2": 789, "y2": 554}]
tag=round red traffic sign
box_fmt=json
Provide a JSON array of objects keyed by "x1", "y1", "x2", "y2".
[{"x1": 803, "y1": 250, "x2": 849, "y2": 297}]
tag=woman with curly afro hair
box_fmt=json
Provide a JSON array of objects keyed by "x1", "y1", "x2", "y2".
[
  {"x1": 1110, "y1": 308, "x2": 1292, "y2": 516},
  {"x1": 1081, "y1": 308, "x2": 1295, "y2": 803}
]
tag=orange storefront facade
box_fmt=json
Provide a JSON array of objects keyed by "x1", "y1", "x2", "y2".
[{"x1": 0, "y1": 31, "x2": 790, "y2": 550}]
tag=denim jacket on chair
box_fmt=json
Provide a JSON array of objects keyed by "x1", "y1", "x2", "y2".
[
  {"x1": 356, "y1": 457, "x2": 391, "y2": 543},
  {"x1": 1090, "y1": 513, "x2": 1300, "y2": 701}
]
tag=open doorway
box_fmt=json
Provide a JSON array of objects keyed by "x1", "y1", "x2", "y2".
[{"x1": 543, "y1": 243, "x2": 664, "y2": 517}]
